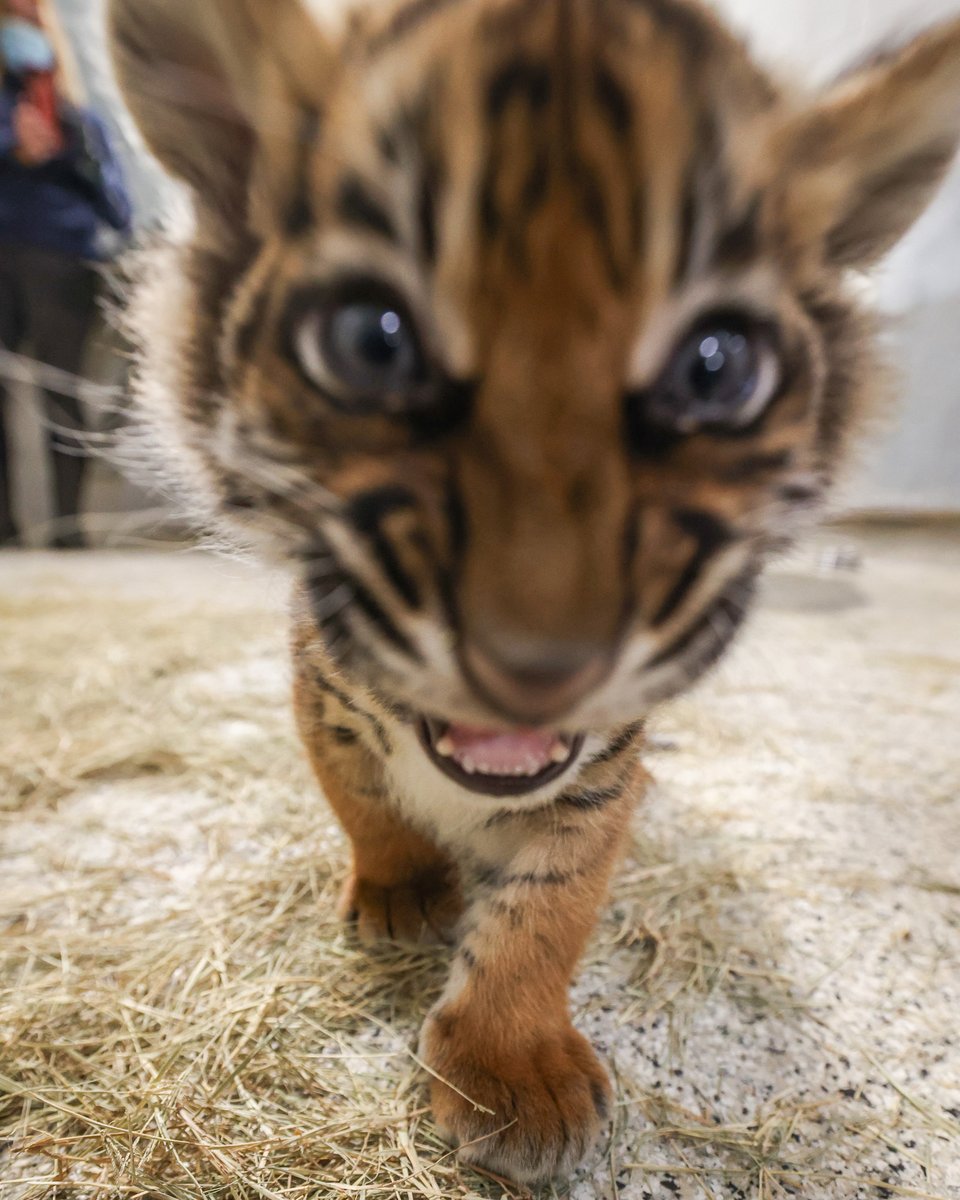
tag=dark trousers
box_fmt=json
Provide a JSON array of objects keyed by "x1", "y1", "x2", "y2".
[{"x1": 0, "y1": 243, "x2": 99, "y2": 546}]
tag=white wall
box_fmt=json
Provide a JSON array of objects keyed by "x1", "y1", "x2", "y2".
[
  {"x1": 713, "y1": 0, "x2": 960, "y2": 511},
  {"x1": 716, "y1": 0, "x2": 960, "y2": 83}
]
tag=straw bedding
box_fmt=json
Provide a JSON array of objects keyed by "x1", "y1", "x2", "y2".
[{"x1": 1, "y1": 528, "x2": 958, "y2": 1200}]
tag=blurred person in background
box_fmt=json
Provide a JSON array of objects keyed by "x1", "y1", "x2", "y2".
[{"x1": 0, "y1": 0, "x2": 131, "y2": 548}]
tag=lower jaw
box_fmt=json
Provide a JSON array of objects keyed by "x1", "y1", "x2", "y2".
[{"x1": 416, "y1": 717, "x2": 586, "y2": 798}]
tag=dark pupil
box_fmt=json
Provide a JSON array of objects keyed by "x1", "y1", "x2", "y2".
[
  {"x1": 329, "y1": 304, "x2": 411, "y2": 382},
  {"x1": 684, "y1": 328, "x2": 755, "y2": 406}
]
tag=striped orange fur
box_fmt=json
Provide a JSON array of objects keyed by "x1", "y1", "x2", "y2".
[{"x1": 111, "y1": 0, "x2": 960, "y2": 1181}]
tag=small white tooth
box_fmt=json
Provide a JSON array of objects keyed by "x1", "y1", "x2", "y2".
[
  {"x1": 461, "y1": 756, "x2": 477, "y2": 774},
  {"x1": 550, "y1": 741, "x2": 570, "y2": 764},
  {"x1": 435, "y1": 736, "x2": 455, "y2": 758}
]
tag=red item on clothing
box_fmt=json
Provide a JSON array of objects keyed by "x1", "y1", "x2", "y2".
[{"x1": 23, "y1": 70, "x2": 64, "y2": 153}]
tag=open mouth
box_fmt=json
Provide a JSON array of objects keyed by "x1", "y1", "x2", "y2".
[{"x1": 417, "y1": 718, "x2": 585, "y2": 797}]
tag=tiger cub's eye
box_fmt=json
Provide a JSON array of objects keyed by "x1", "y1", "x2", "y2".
[
  {"x1": 290, "y1": 283, "x2": 428, "y2": 410},
  {"x1": 644, "y1": 315, "x2": 782, "y2": 434}
]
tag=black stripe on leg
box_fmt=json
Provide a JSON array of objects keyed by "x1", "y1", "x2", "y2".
[
  {"x1": 458, "y1": 945, "x2": 482, "y2": 973},
  {"x1": 477, "y1": 861, "x2": 577, "y2": 890},
  {"x1": 502, "y1": 869, "x2": 575, "y2": 888},
  {"x1": 328, "y1": 725, "x2": 360, "y2": 744},
  {"x1": 591, "y1": 1080, "x2": 610, "y2": 1121},
  {"x1": 309, "y1": 669, "x2": 391, "y2": 753},
  {"x1": 489, "y1": 897, "x2": 524, "y2": 928}
]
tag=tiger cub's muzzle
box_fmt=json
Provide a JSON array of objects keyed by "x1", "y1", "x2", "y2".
[
  {"x1": 413, "y1": 632, "x2": 613, "y2": 799},
  {"x1": 460, "y1": 634, "x2": 613, "y2": 725}
]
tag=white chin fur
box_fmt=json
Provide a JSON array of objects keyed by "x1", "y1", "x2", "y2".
[{"x1": 382, "y1": 722, "x2": 600, "y2": 845}]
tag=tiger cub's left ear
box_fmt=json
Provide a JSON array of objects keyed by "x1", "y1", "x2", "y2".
[
  {"x1": 775, "y1": 17, "x2": 960, "y2": 270},
  {"x1": 109, "y1": 0, "x2": 330, "y2": 235}
]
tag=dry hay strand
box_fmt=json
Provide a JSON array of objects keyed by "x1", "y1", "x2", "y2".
[
  {"x1": 1, "y1": 853, "x2": 460, "y2": 1198},
  {"x1": 1, "y1": 817, "x2": 874, "y2": 1200},
  {"x1": 0, "y1": 567, "x2": 293, "y2": 811}
]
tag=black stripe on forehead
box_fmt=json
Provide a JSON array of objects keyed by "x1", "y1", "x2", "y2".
[
  {"x1": 368, "y1": 0, "x2": 470, "y2": 52},
  {"x1": 584, "y1": 60, "x2": 645, "y2": 285},
  {"x1": 672, "y1": 110, "x2": 730, "y2": 286},
  {"x1": 285, "y1": 108, "x2": 322, "y2": 236},
  {"x1": 336, "y1": 175, "x2": 400, "y2": 243},
  {"x1": 479, "y1": 0, "x2": 552, "y2": 38},
  {"x1": 486, "y1": 57, "x2": 553, "y2": 117},
  {"x1": 571, "y1": 159, "x2": 633, "y2": 290},
  {"x1": 478, "y1": 57, "x2": 554, "y2": 255},
  {"x1": 592, "y1": 62, "x2": 633, "y2": 141},
  {"x1": 478, "y1": 53, "x2": 643, "y2": 286},
  {"x1": 376, "y1": 125, "x2": 402, "y2": 165},
  {"x1": 375, "y1": 88, "x2": 447, "y2": 264},
  {"x1": 619, "y1": 0, "x2": 712, "y2": 58},
  {"x1": 418, "y1": 158, "x2": 440, "y2": 263},
  {"x1": 232, "y1": 284, "x2": 271, "y2": 362},
  {"x1": 711, "y1": 195, "x2": 763, "y2": 271}
]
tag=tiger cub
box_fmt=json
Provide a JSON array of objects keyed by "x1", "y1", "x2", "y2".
[{"x1": 110, "y1": 0, "x2": 960, "y2": 1183}]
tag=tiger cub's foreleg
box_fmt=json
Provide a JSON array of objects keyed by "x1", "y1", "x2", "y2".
[
  {"x1": 420, "y1": 791, "x2": 634, "y2": 1184},
  {"x1": 293, "y1": 664, "x2": 463, "y2": 945}
]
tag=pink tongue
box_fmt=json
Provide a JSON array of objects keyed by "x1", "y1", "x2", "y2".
[{"x1": 444, "y1": 724, "x2": 559, "y2": 775}]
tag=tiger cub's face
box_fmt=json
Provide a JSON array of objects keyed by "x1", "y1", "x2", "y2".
[{"x1": 113, "y1": 0, "x2": 960, "y2": 795}]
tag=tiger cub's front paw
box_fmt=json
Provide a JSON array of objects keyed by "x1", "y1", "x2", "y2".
[
  {"x1": 420, "y1": 1009, "x2": 611, "y2": 1184},
  {"x1": 338, "y1": 869, "x2": 463, "y2": 945}
]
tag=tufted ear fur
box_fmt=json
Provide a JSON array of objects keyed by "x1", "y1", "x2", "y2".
[
  {"x1": 108, "y1": 0, "x2": 330, "y2": 233},
  {"x1": 775, "y1": 17, "x2": 960, "y2": 271}
]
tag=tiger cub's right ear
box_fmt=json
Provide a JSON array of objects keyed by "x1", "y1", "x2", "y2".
[
  {"x1": 109, "y1": 0, "x2": 330, "y2": 231},
  {"x1": 773, "y1": 16, "x2": 960, "y2": 272}
]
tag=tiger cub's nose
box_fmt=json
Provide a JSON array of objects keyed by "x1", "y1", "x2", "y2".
[{"x1": 462, "y1": 635, "x2": 610, "y2": 724}]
